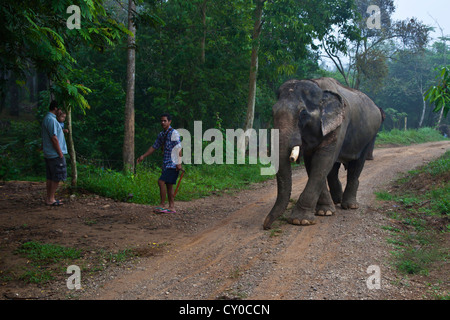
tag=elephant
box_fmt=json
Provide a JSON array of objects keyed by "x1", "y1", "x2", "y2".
[{"x1": 263, "y1": 77, "x2": 383, "y2": 229}]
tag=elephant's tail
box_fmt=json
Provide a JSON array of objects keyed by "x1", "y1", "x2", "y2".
[{"x1": 378, "y1": 107, "x2": 386, "y2": 122}]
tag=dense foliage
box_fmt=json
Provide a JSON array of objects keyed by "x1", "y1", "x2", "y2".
[{"x1": 0, "y1": 0, "x2": 449, "y2": 180}]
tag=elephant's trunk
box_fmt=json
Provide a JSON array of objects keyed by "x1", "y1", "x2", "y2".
[
  {"x1": 263, "y1": 147, "x2": 292, "y2": 229},
  {"x1": 263, "y1": 124, "x2": 300, "y2": 229}
]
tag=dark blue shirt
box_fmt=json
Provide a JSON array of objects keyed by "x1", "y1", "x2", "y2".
[{"x1": 152, "y1": 126, "x2": 181, "y2": 170}]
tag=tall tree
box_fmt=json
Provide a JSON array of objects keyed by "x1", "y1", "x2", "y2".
[
  {"x1": 239, "y1": 0, "x2": 265, "y2": 153},
  {"x1": 244, "y1": 0, "x2": 355, "y2": 129},
  {"x1": 9, "y1": 72, "x2": 20, "y2": 117},
  {"x1": 366, "y1": 40, "x2": 450, "y2": 129},
  {"x1": 429, "y1": 17, "x2": 448, "y2": 126},
  {"x1": 198, "y1": 0, "x2": 208, "y2": 64},
  {"x1": 0, "y1": 0, "x2": 129, "y2": 185},
  {"x1": 245, "y1": 0, "x2": 264, "y2": 132},
  {"x1": 123, "y1": 0, "x2": 137, "y2": 173},
  {"x1": 321, "y1": 0, "x2": 430, "y2": 90}
]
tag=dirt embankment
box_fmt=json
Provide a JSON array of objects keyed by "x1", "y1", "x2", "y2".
[{"x1": 0, "y1": 141, "x2": 449, "y2": 300}]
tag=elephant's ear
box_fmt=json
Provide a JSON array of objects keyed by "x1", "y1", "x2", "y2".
[{"x1": 321, "y1": 91, "x2": 345, "y2": 137}]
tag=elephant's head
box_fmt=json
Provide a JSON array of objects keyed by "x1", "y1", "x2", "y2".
[{"x1": 263, "y1": 79, "x2": 345, "y2": 229}]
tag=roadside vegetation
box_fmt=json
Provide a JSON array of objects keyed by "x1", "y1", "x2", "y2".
[
  {"x1": 375, "y1": 127, "x2": 448, "y2": 146},
  {"x1": 375, "y1": 151, "x2": 449, "y2": 300},
  {"x1": 15, "y1": 241, "x2": 82, "y2": 284},
  {"x1": 77, "y1": 160, "x2": 274, "y2": 205},
  {"x1": 1, "y1": 121, "x2": 448, "y2": 206},
  {"x1": 4, "y1": 239, "x2": 162, "y2": 290}
]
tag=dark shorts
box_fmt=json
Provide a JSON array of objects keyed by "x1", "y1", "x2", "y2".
[
  {"x1": 159, "y1": 168, "x2": 179, "y2": 185},
  {"x1": 45, "y1": 157, "x2": 67, "y2": 182}
]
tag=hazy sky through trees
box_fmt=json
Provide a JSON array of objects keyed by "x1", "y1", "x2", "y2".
[{"x1": 393, "y1": 0, "x2": 450, "y2": 40}]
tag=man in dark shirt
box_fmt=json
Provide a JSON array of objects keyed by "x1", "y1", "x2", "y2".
[{"x1": 137, "y1": 113, "x2": 182, "y2": 213}]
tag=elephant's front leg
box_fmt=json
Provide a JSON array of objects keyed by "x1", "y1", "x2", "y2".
[
  {"x1": 288, "y1": 149, "x2": 336, "y2": 226},
  {"x1": 316, "y1": 183, "x2": 336, "y2": 217}
]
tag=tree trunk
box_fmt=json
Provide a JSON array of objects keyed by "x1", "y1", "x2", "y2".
[
  {"x1": 418, "y1": 95, "x2": 426, "y2": 127},
  {"x1": 65, "y1": 104, "x2": 77, "y2": 187},
  {"x1": 436, "y1": 105, "x2": 444, "y2": 128},
  {"x1": 37, "y1": 72, "x2": 48, "y2": 110},
  {"x1": 123, "y1": 0, "x2": 136, "y2": 173},
  {"x1": 9, "y1": 72, "x2": 20, "y2": 117},
  {"x1": 200, "y1": 0, "x2": 207, "y2": 64},
  {"x1": 244, "y1": 0, "x2": 264, "y2": 131},
  {"x1": 239, "y1": 0, "x2": 264, "y2": 153},
  {"x1": 27, "y1": 72, "x2": 36, "y2": 102},
  {"x1": 0, "y1": 68, "x2": 8, "y2": 113}
]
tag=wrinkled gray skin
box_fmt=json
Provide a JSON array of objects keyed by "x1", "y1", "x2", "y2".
[{"x1": 263, "y1": 77, "x2": 383, "y2": 229}]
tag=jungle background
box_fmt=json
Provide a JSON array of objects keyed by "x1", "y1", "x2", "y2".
[
  {"x1": 1, "y1": 1, "x2": 450, "y2": 302},
  {"x1": 1, "y1": 0, "x2": 449, "y2": 191}
]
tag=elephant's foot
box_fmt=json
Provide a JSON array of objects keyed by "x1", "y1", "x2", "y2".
[
  {"x1": 288, "y1": 218, "x2": 317, "y2": 226},
  {"x1": 287, "y1": 208, "x2": 317, "y2": 226},
  {"x1": 341, "y1": 202, "x2": 359, "y2": 210},
  {"x1": 315, "y1": 204, "x2": 335, "y2": 216},
  {"x1": 330, "y1": 194, "x2": 342, "y2": 205},
  {"x1": 316, "y1": 209, "x2": 334, "y2": 216}
]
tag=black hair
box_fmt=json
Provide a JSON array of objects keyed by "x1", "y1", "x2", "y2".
[
  {"x1": 160, "y1": 113, "x2": 172, "y2": 121},
  {"x1": 49, "y1": 100, "x2": 58, "y2": 111}
]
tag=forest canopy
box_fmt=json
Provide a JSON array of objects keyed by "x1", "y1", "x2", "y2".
[{"x1": 1, "y1": 0, "x2": 449, "y2": 176}]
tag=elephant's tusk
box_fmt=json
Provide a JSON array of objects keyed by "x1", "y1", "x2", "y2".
[{"x1": 290, "y1": 146, "x2": 300, "y2": 162}]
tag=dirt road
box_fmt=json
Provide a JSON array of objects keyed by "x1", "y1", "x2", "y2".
[
  {"x1": 1, "y1": 141, "x2": 449, "y2": 300},
  {"x1": 83, "y1": 141, "x2": 449, "y2": 300}
]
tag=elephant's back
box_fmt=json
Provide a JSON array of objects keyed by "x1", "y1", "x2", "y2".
[{"x1": 312, "y1": 77, "x2": 381, "y2": 124}]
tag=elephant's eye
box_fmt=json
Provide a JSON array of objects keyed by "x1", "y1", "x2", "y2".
[{"x1": 300, "y1": 109, "x2": 308, "y2": 118}]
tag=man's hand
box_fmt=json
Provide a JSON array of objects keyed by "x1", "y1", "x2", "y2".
[
  {"x1": 50, "y1": 135, "x2": 64, "y2": 159},
  {"x1": 137, "y1": 147, "x2": 155, "y2": 165},
  {"x1": 137, "y1": 155, "x2": 145, "y2": 165}
]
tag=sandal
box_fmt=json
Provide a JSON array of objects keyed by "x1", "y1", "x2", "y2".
[
  {"x1": 47, "y1": 200, "x2": 63, "y2": 206},
  {"x1": 154, "y1": 208, "x2": 176, "y2": 214}
]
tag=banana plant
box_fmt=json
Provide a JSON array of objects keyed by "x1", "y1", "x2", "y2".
[{"x1": 424, "y1": 66, "x2": 450, "y2": 118}]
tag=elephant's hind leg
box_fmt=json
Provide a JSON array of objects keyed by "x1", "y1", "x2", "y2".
[
  {"x1": 327, "y1": 162, "x2": 343, "y2": 204},
  {"x1": 341, "y1": 154, "x2": 368, "y2": 210}
]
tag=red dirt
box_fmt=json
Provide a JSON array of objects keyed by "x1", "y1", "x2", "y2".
[{"x1": 0, "y1": 141, "x2": 449, "y2": 300}]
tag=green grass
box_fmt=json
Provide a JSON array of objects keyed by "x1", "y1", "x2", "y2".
[
  {"x1": 376, "y1": 127, "x2": 448, "y2": 146},
  {"x1": 430, "y1": 185, "x2": 450, "y2": 215},
  {"x1": 374, "y1": 191, "x2": 393, "y2": 201},
  {"x1": 375, "y1": 151, "x2": 449, "y2": 291},
  {"x1": 76, "y1": 160, "x2": 275, "y2": 205},
  {"x1": 102, "y1": 248, "x2": 137, "y2": 264},
  {"x1": 19, "y1": 266, "x2": 56, "y2": 284},
  {"x1": 16, "y1": 241, "x2": 82, "y2": 263},
  {"x1": 15, "y1": 241, "x2": 82, "y2": 284},
  {"x1": 12, "y1": 241, "x2": 145, "y2": 284}
]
